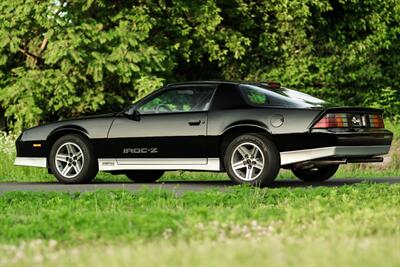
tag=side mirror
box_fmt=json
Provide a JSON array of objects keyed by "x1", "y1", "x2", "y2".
[{"x1": 124, "y1": 108, "x2": 141, "y2": 121}]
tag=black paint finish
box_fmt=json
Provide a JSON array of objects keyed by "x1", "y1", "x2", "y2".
[{"x1": 15, "y1": 81, "x2": 393, "y2": 161}]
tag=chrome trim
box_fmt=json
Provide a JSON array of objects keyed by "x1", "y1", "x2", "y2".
[
  {"x1": 98, "y1": 158, "x2": 221, "y2": 171},
  {"x1": 14, "y1": 157, "x2": 47, "y2": 168},
  {"x1": 280, "y1": 145, "x2": 391, "y2": 166}
]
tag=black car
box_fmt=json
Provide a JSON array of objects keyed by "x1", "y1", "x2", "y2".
[{"x1": 15, "y1": 81, "x2": 393, "y2": 186}]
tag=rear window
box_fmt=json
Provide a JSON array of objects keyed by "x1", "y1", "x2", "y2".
[{"x1": 239, "y1": 84, "x2": 326, "y2": 108}]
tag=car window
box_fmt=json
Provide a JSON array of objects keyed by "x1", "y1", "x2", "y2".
[
  {"x1": 243, "y1": 87, "x2": 270, "y2": 105},
  {"x1": 138, "y1": 86, "x2": 215, "y2": 114},
  {"x1": 239, "y1": 84, "x2": 326, "y2": 108},
  {"x1": 240, "y1": 85, "x2": 274, "y2": 106}
]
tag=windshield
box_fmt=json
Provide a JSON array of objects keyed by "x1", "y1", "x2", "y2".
[{"x1": 239, "y1": 84, "x2": 327, "y2": 108}]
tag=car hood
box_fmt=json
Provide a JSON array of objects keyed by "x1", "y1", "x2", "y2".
[{"x1": 21, "y1": 113, "x2": 117, "y2": 141}]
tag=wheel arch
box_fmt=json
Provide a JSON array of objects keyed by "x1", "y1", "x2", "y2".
[
  {"x1": 45, "y1": 126, "x2": 91, "y2": 156},
  {"x1": 219, "y1": 122, "x2": 273, "y2": 170}
]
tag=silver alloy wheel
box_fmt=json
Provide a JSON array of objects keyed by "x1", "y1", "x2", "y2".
[
  {"x1": 55, "y1": 142, "x2": 84, "y2": 179},
  {"x1": 231, "y1": 142, "x2": 265, "y2": 181}
]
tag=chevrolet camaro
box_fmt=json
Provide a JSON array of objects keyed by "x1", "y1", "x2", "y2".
[{"x1": 15, "y1": 81, "x2": 393, "y2": 186}]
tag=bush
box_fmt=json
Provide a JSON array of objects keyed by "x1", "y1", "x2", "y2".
[{"x1": 0, "y1": 0, "x2": 399, "y2": 130}]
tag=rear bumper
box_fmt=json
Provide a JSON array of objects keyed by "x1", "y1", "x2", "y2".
[
  {"x1": 280, "y1": 145, "x2": 391, "y2": 166},
  {"x1": 275, "y1": 129, "x2": 393, "y2": 152}
]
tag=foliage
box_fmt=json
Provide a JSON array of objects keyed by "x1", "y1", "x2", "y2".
[
  {"x1": 0, "y1": 0, "x2": 400, "y2": 130},
  {"x1": 0, "y1": 0, "x2": 171, "y2": 130},
  {"x1": 1, "y1": 184, "x2": 400, "y2": 266},
  {"x1": 367, "y1": 87, "x2": 400, "y2": 121}
]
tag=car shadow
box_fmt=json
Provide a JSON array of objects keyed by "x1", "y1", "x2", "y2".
[
  {"x1": 91, "y1": 177, "x2": 400, "y2": 187},
  {"x1": 7, "y1": 177, "x2": 400, "y2": 189},
  {"x1": 158, "y1": 177, "x2": 400, "y2": 188}
]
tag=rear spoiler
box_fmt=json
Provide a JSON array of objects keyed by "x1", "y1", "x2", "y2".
[{"x1": 323, "y1": 107, "x2": 383, "y2": 114}]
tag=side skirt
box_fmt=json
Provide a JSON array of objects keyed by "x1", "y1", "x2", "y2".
[{"x1": 98, "y1": 158, "x2": 221, "y2": 171}]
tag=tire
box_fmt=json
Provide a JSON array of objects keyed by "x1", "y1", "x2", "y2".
[
  {"x1": 125, "y1": 170, "x2": 165, "y2": 183},
  {"x1": 49, "y1": 134, "x2": 98, "y2": 184},
  {"x1": 291, "y1": 165, "x2": 339, "y2": 182},
  {"x1": 224, "y1": 133, "x2": 280, "y2": 187}
]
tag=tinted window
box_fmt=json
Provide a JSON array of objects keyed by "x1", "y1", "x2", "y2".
[
  {"x1": 138, "y1": 86, "x2": 215, "y2": 114},
  {"x1": 209, "y1": 83, "x2": 248, "y2": 110},
  {"x1": 239, "y1": 84, "x2": 326, "y2": 108}
]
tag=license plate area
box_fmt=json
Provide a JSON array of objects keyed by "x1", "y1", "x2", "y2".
[{"x1": 349, "y1": 114, "x2": 365, "y2": 128}]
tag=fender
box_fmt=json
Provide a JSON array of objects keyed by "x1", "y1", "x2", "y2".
[
  {"x1": 222, "y1": 120, "x2": 271, "y2": 135},
  {"x1": 48, "y1": 125, "x2": 90, "y2": 139},
  {"x1": 45, "y1": 125, "x2": 91, "y2": 154}
]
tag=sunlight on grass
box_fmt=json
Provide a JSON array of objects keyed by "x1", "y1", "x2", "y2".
[{"x1": 1, "y1": 185, "x2": 400, "y2": 266}]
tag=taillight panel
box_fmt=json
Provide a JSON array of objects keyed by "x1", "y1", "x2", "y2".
[
  {"x1": 367, "y1": 114, "x2": 385, "y2": 128},
  {"x1": 313, "y1": 113, "x2": 384, "y2": 129},
  {"x1": 313, "y1": 114, "x2": 349, "y2": 128}
]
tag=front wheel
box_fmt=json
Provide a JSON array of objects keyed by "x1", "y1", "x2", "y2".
[
  {"x1": 125, "y1": 170, "x2": 165, "y2": 183},
  {"x1": 291, "y1": 165, "x2": 339, "y2": 182},
  {"x1": 224, "y1": 133, "x2": 280, "y2": 187},
  {"x1": 49, "y1": 134, "x2": 98, "y2": 184}
]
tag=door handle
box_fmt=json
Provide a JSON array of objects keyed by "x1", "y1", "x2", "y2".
[{"x1": 188, "y1": 120, "x2": 202, "y2": 126}]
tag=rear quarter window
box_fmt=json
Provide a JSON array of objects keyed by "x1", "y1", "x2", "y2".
[
  {"x1": 246, "y1": 89, "x2": 269, "y2": 105},
  {"x1": 239, "y1": 84, "x2": 325, "y2": 108}
]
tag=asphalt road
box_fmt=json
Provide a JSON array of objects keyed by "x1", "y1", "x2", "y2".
[{"x1": 0, "y1": 177, "x2": 399, "y2": 195}]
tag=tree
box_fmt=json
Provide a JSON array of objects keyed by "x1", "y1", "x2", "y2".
[{"x1": 0, "y1": 0, "x2": 399, "y2": 131}]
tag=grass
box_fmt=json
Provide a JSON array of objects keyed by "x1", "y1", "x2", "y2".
[
  {"x1": 0, "y1": 122, "x2": 399, "y2": 266},
  {"x1": 3, "y1": 236, "x2": 400, "y2": 266},
  {"x1": 1, "y1": 184, "x2": 400, "y2": 266}
]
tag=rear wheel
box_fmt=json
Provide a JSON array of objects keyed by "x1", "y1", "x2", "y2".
[
  {"x1": 49, "y1": 134, "x2": 98, "y2": 184},
  {"x1": 125, "y1": 170, "x2": 165, "y2": 183},
  {"x1": 292, "y1": 165, "x2": 339, "y2": 182},
  {"x1": 224, "y1": 133, "x2": 280, "y2": 187}
]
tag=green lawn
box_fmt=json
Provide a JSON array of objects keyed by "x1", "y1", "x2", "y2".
[{"x1": 1, "y1": 185, "x2": 400, "y2": 266}]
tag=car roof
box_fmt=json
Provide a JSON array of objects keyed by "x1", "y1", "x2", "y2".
[
  {"x1": 166, "y1": 81, "x2": 228, "y2": 87},
  {"x1": 166, "y1": 81, "x2": 278, "y2": 87}
]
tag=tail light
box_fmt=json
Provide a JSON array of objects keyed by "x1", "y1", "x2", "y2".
[
  {"x1": 368, "y1": 114, "x2": 385, "y2": 128},
  {"x1": 313, "y1": 113, "x2": 384, "y2": 129},
  {"x1": 313, "y1": 114, "x2": 349, "y2": 128}
]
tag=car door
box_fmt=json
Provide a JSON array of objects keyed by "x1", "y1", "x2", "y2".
[{"x1": 106, "y1": 85, "x2": 216, "y2": 163}]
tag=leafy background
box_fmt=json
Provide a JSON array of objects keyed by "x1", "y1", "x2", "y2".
[{"x1": 0, "y1": 0, "x2": 399, "y2": 131}]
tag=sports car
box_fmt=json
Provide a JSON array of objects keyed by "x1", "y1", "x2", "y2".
[{"x1": 15, "y1": 81, "x2": 393, "y2": 186}]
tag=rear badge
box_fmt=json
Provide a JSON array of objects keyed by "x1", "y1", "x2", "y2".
[{"x1": 351, "y1": 115, "x2": 366, "y2": 127}]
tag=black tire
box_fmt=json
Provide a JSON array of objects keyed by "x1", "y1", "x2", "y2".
[
  {"x1": 291, "y1": 165, "x2": 339, "y2": 182},
  {"x1": 49, "y1": 134, "x2": 98, "y2": 184},
  {"x1": 224, "y1": 133, "x2": 280, "y2": 187},
  {"x1": 125, "y1": 170, "x2": 165, "y2": 183}
]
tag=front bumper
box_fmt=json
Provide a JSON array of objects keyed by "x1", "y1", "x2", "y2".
[
  {"x1": 280, "y1": 145, "x2": 391, "y2": 166},
  {"x1": 14, "y1": 157, "x2": 47, "y2": 167}
]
